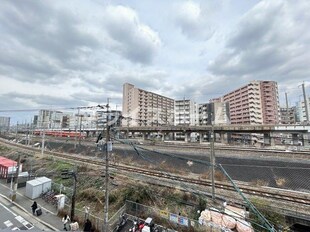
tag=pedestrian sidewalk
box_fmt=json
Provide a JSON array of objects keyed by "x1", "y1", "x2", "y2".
[{"x1": 0, "y1": 180, "x2": 63, "y2": 231}]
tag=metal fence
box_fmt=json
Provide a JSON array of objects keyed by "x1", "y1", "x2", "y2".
[
  {"x1": 124, "y1": 200, "x2": 222, "y2": 232},
  {"x1": 51, "y1": 182, "x2": 104, "y2": 231}
]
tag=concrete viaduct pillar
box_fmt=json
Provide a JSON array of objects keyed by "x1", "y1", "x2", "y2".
[
  {"x1": 302, "y1": 133, "x2": 309, "y2": 147},
  {"x1": 264, "y1": 133, "x2": 275, "y2": 146},
  {"x1": 161, "y1": 133, "x2": 165, "y2": 141},
  {"x1": 199, "y1": 132, "x2": 203, "y2": 144},
  {"x1": 220, "y1": 132, "x2": 227, "y2": 144},
  {"x1": 124, "y1": 131, "x2": 129, "y2": 139},
  {"x1": 142, "y1": 132, "x2": 147, "y2": 141},
  {"x1": 184, "y1": 132, "x2": 191, "y2": 143},
  {"x1": 292, "y1": 133, "x2": 299, "y2": 146}
]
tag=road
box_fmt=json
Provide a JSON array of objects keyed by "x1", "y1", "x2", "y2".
[{"x1": 0, "y1": 196, "x2": 50, "y2": 231}]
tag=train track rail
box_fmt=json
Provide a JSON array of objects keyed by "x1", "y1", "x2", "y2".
[
  {"x1": 1, "y1": 139, "x2": 310, "y2": 207},
  {"x1": 142, "y1": 142, "x2": 310, "y2": 155}
]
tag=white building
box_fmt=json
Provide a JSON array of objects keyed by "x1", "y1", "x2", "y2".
[
  {"x1": 296, "y1": 97, "x2": 310, "y2": 123},
  {"x1": 0, "y1": 116, "x2": 10, "y2": 132},
  {"x1": 37, "y1": 110, "x2": 74, "y2": 129},
  {"x1": 199, "y1": 102, "x2": 230, "y2": 125},
  {"x1": 96, "y1": 110, "x2": 122, "y2": 128},
  {"x1": 174, "y1": 99, "x2": 198, "y2": 141},
  {"x1": 69, "y1": 112, "x2": 96, "y2": 130},
  {"x1": 174, "y1": 99, "x2": 198, "y2": 126}
]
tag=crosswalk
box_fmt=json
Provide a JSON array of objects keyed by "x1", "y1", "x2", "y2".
[{"x1": 3, "y1": 216, "x2": 34, "y2": 230}]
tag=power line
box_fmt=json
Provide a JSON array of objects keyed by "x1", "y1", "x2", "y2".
[{"x1": 0, "y1": 105, "x2": 101, "y2": 113}]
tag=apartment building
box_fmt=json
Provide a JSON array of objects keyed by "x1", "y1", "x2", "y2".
[
  {"x1": 296, "y1": 97, "x2": 310, "y2": 123},
  {"x1": 260, "y1": 81, "x2": 280, "y2": 124},
  {"x1": 37, "y1": 110, "x2": 72, "y2": 129},
  {"x1": 122, "y1": 83, "x2": 174, "y2": 127},
  {"x1": 0, "y1": 116, "x2": 10, "y2": 131},
  {"x1": 96, "y1": 110, "x2": 122, "y2": 128},
  {"x1": 174, "y1": 99, "x2": 198, "y2": 126},
  {"x1": 223, "y1": 81, "x2": 279, "y2": 125},
  {"x1": 69, "y1": 112, "x2": 93, "y2": 130},
  {"x1": 174, "y1": 99, "x2": 198, "y2": 141},
  {"x1": 199, "y1": 102, "x2": 230, "y2": 125},
  {"x1": 280, "y1": 107, "x2": 296, "y2": 124}
]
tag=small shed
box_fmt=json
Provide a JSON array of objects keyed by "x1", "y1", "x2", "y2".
[
  {"x1": 0, "y1": 156, "x2": 22, "y2": 179},
  {"x1": 38, "y1": 177, "x2": 52, "y2": 193},
  {"x1": 6, "y1": 172, "x2": 29, "y2": 188},
  {"x1": 25, "y1": 177, "x2": 52, "y2": 199}
]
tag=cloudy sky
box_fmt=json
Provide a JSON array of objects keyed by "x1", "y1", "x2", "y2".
[{"x1": 1, "y1": 0, "x2": 310, "y2": 122}]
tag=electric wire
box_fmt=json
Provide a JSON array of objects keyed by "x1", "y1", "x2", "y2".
[{"x1": 112, "y1": 137, "x2": 278, "y2": 231}]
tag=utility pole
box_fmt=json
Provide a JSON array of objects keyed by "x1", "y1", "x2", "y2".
[
  {"x1": 11, "y1": 154, "x2": 21, "y2": 201},
  {"x1": 29, "y1": 123, "x2": 34, "y2": 146},
  {"x1": 15, "y1": 121, "x2": 18, "y2": 142},
  {"x1": 75, "y1": 108, "x2": 80, "y2": 149},
  {"x1": 285, "y1": 92, "x2": 289, "y2": 124},
  {"x1": 61, "y1": 170, "x2": 77, "y2": 221},
  {"x1": 79, "y1": 114, "x2": 83, "y2": 146},
  {"x1": 71, "y1": 172, "x2": 77, "y2": 221},
  {"x1": 104, "y1": 98, "x2": 111, "y2": 232},
  {"x1": 210, "y1": 123, "x2": 215, "y2": 202},
  {"x1": 97, "y1": 100, "x2": 112, "y2": 232},
  {"x1": 209, "y1": 110, "x2": 215, "y2": 202},
  {"x1": 302, "y1": 82, "x2": 309, "y2": 122},
  {"x1": 41, "y1": 129, "x2": 45, "y2": 156}
]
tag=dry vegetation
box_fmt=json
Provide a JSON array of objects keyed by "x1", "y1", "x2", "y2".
[
  {"x1": 275, "y1": 177, "x2": 287, "y2": 187},
  {"x1": 0, "y1": 145, "x2": 205, "y2": 222}
]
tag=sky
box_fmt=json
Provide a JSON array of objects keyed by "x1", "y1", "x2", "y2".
[{"x1": 0, "y1": 0, "x2": 310, "y2": 123}]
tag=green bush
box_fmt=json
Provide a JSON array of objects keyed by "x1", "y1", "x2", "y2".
[{"x1": 250, "y1": 198, "x2": 288, "y2": 231}]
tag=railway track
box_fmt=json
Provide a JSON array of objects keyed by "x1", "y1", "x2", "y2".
[
  {"x1": 1, "y1": 139, "x2": 310, "y2": 207},
  {"x1": 142, "y1": 142, "x2": 310, "y2": 155}
]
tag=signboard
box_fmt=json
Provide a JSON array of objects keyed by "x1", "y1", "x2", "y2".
[
  {"x1": 160, "y1": 210, "x2": 169, "y2": 219},
  {"x1": 178, "y1": 216, "x2": 189, "y2": 227},
  {"x1": 107, "y1": 142, "x2": 113, "y2": 152},
  {"x1": 169, "y1": 214, "x2": 178, "y2": 223},
  {"x1": 169, "y1": 213, "x2": 189, "y2": 227}
]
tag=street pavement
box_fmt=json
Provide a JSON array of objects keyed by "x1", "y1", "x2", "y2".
[{"x1": 0, "y1": 180, "x2": 63, "y2": 231}]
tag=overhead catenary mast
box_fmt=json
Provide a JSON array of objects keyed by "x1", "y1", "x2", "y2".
[{"x1": 302, "y1": 82, "x2": 309, "y2": 122}]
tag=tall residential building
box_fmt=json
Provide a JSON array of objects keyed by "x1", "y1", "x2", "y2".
[
  {"x1": 174, "y1": 99, "x2": 198, "y2": 126},
  {"x1": 296, "y1": 97, "x2": 310, "y2": 123},
  {"x1": 122, "y1": 83, "x2": 174, "y2": 127},
  {"x1": 280, "y1": 107, "x2": 296, "y2": 124},
  {"x1": 96, "y1": 110, "x2": 122, "y2": 128},
  {"x1": 260, "y1": 81, "x2": 280, "y2": 124},
  {"x1": 38, "y1": 110, "x2": 72, "y2": 129},
  {"x1": 0, "y1": 116, "x2": 10, "y2": 131},
  {"x1": 38, "y1": 110, "x2": 66, "y2": 129},
  {"x1": 222, "y1": 81, "x2": 280, "y2": 125},
  {"x1": 199, "y1": 102, "x2": 230, "y2": 125}
]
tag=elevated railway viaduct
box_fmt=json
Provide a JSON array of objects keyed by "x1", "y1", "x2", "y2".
[
  {"x1": 115, "y1": 125, "x2": 310, "y2": 146},
  {"x1": 16, "y1": 124, "x2": 310, "y2": 146}
]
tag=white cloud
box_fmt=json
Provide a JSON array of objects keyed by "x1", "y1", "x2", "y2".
[
  {"x1": 103, "y1": 5, "x2": 161, "y2": 64},
  {"x1": 175, "y1": 1, "x2": 214, "y2": 40},
  {"x1": 208, "y1": 0, "x2": 310, "y2": 97},
  {"x1": 0, "y1": 0, "x2": 309, "y2": 116}
]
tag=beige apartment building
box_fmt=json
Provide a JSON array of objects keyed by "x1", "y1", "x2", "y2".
[
  {"x1": 122, "y1": 83, "x2": 174, "y2": 127},
  {"x1": 223, "y1": 81, "x2": 280, "y2": 125}
]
